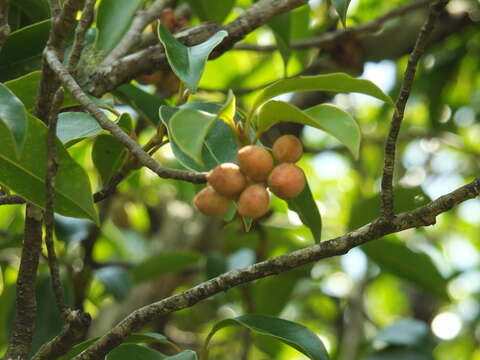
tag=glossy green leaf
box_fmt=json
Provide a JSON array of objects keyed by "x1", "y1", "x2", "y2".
[
  {"x1": 0, "y1": 83, "x2": 28, "y2": 155},
  {"x1": 125, "y1": 333, "x2": 168, "y2": 344},
  {"x1": 95, "y1": 266, "x2": 132, "y2": 301},
  {"x1": 165, "y1": 351, "x2": 198, "y2": 360},
  {"x1": 332, "y1": 0, "x2": 352, "y2": 27},
  {"x1": 95, "y1": 0, "x2": 144, "y2": 55},
  {"x1": 362, "y1": 237, "x2": 448, "y2": 299},
  {"x1": 205, "y1": 314, "x2": 329, "y2": 360},
  {"x1": 0, "y1": 114, "x2": 97, "y2": 222},
  {"x1": 286, "y1": 180, "x2": 322, "y2": 243},
  {"x1": 132, "y1": 250, "x2": 201, "y2": 283},
  {"x1": 58, "y1": 338, "x2": 98, "y2": 360},
  {"x1": 56, "y1": 112, "x2": 103, "y2": 147},
  {"x1": 160, "y1": 103, "x2": 238, "y2": 171},
  {"x1": 169, "y1": 108, "x2": 219, "y2": 166},
  {"x1": 116, "y1": 83, "x2": 166, "y2": 125},
  {"x1": 349, "y1": 187, "x2": 431, "y2": 230},
  {"x1": 256, "y1": 100, "x2": 360, "y2": 158},
  {"x1": 218, "y1": 89, "x2": 236, "y2": 129},
  {"x1": 251, "y1": 73, "x2": 394, "y2": 114},
  {"x1": 0, "y1": 19, "x2": 51, "y2": 81},
  {"x1": 375, "y1": 319, "x2": 429, "y2": 346},
  {"x1": 186, "y1": 0, "x2": 235, "y2": 24},
  {"x1": 92, "y1": 113, "x2": 132, "y2": 185},
  {"x1": 106, "y1": 344, "x2": 166, "y2": 360},
  {"x1": 158, "y1": 23, "x2": 228, "y2": 92}
]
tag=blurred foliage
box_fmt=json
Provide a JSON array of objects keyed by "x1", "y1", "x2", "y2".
[{"x1": 1, "y1": 0, "x2": 480, "y2": 359}]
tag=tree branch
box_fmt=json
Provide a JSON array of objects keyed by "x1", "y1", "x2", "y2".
[
  {"x1": 73, "y1": 177, "x2": 480, "y2": 360},
  {"x1": 233, "y1": 0, "x2": 430, "y2": 52},
  {"x1": 3, "y1": 205, "x2": 44, "y2": 360},
  {"x1": 45, "y1": 49, "x2": 207, "y2": 184},
  {"x1": 85, "y1": 0, "x2": 308, "y2": 96},
  {"x1": 102, "y1": 0, "x2": 176, "y2": 65},
  {"x1": 381, "y1": 0, "x2": 448, "y2": 218}
]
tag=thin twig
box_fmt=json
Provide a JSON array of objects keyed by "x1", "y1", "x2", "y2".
[
  {"x1": 45, "y1": 49, "x2": 207, "y2": 184},
  {"x1": 381, "y1": 0, "x2": 448, "y2": 218},
  {"x1": 102, "y1": 0, "x2": 175, "y2": 65},
  {"x1": 73, "y1": 177, "x2": 480, "y2": 360},
  {"x1": 44, "y1": 88, "x2": 72, "y2": 318},
  {"x1": 3, "y1": 205, "x2": 43, "y2": 360},
  {"x1": 66, "y1": 0, "x2": 96, "y2": 76},
  {"x1": 234, "y1": 0, "x2": 431, "y2": 52},
  {"x1": 0, "y1": 0, "x2": 10, "y2": 50},
  {"x1": 0, "y1": 195, "x2": 25, "y2": 205}
]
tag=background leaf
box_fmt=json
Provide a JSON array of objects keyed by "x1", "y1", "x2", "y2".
[
  {"x1": 95, "y1": 266, "x2": 132, "y2": 301},
  {"x1": 375, "y1": 319, "x2": 429, "y2": 346},
  {"x1": 159, "y1": 102, "x2": 238, "y2": 171},
  {"x1": 95, "y1": 0, "x2": 144, "y2": 55},
  {"x1": 106, "y1": 344, "x2": 166, "y2": 360},
  {"x1": 0, "y1": 19, "x2": 51, "y2": 81},
  {"x1": 0, "y1": 83, "x2": 28, "y2": 155},
  {"x1": 257, "y1": 100, "x2": 360, "y2": 158},
  {"x1": 205, "y1": 315, "x2": 329, "y2": 360},
  {"x1": 362, "y1": 237, "x2": 449, "y2": 299},
  {"x1": 56, "y1": 112, "x2": 103, "y2": 146},
  {"x1": 158, "y1": 24, "x2": 228, "y2": 92},
  {"x1": 252, "y1": 73, "x2": 394, "y2": 113},
  {"x1": 332, "y1": 0, "x2": 352, "y2": 27},
  {"x1": 0, "y1": 114, "x2": 97, "y2": 221},
  {"x1": 186, "y1": 0, "x2": 235, "y2": 24},
  {"x1": 286, "y1": 180, "x2": 322, "y2": 243}
]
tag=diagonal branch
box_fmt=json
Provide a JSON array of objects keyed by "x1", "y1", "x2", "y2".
[
  {"x1": 45, "y1": 49, "x2": 207, "y2": 184},
  {"x1": 102, "y1": 0, "x2": 176, "y2": 65},
  {"x1": 73, "y1": 176, "x2": 480, "y2": 360},
  {"x1": 381, "y1": 0, "x2": 448, "y2": 218}
]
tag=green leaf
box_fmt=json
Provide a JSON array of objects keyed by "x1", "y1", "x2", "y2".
[
  {"x1": 286, "y1": 180, "x2": 322, "y2": 243},
  {"x1": 91, "y1": 113, "x2": 132, "y2": 185},
  {"x1": 205, "y1": 314, "x2": 329, "y2": 360},
  {"x1": 160, "y1": 103, "x2": 238, "y2": 171},
  {"x1": 218, "y1": 89, "x2": 236, "y2": 129},
  {"x1": 0, "y1": 83, "x2": 28, "y2": 155},
  {"x1": 169, "y1": 108, "x2": 218, "y2": 166},
  {"x1": 0, "y1": 114, "x2": 97, "y2": 222},
  {"x1": 251, "y1": 73, "x2": 394, "y2": 114},
  {"x1": 158, "y1": 24, "x2": 228, "y2": 92},
  {"x1": 165, "y1": 351, "x2": 198, "y2": 360},
  {"x1": 0, "y1": 19, "x2": 51, "y2": 81},
  {"x1": 125, "y1": 333, "x2": 168, "y2": 344},
  {"x1": 106, "y1": 344, "x2": 166, "y2": 360},
  {"x1": 362, "y1": 237, "x2": 448, "y2": 299},
  {"x1": 349, "y1": 187, "x2": 431, "y2": 230},
  {"x1": 256, "y1": 100, "x2": 360, "y2": 158},
  {"x1": 95, "y1": 266, "x2": 132, "y2": 301},
  {"x1": 332, "y1": 0, "x2": 352, "y2": 27},
  {"x1": 11, "y1": 0, "x2": 50, "y2": 22},
  {"x1": 95, "y1": 0, "x2": 144, "y2": 55},
  {"x1": 115, "y1": 83, "x2": 166, "y2": 125},
  {"x1": 58, "y1": 338, "x2": 98, "y2": 360},
  {"x1": 56, "y1": 112, "x2": 103, "y2": 146},
  {"x1": 186, "y1": 0, "x2": 235, "y2": 24},
  {"x1": 132, "y1": 250, "x2": 201, "y2": 283},
  {"x1": 375, "y1": 319, "x2": 429, "y2": 346}
]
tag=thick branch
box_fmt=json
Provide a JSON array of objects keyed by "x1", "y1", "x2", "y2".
[
  {"x1": 381, "y1": 0, "x2": 448, "y2": 218},
  {"x1": 45, "y1": 50, "x2": 207, "y2": 184},
  {"x1": 73, "y1": 177, "x2": 480, "y2": 360},
  {"x1": 102, "y1": 0, "x2": 175, "y2": 65},
  {"x1": 86, "y1": 0, "x2": 308, "y2": 96},
  {"x1": 3, "y1": 205, "x2": 43, "y2": 360}
]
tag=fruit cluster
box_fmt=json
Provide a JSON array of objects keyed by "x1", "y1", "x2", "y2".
[{"x1": 194, "y1": 135, "x2": 306, "y2": 219}]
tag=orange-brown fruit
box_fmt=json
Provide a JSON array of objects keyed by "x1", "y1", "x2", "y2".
[
  {"x1": 237, "y1": 184, "x2": 270, "y2": 219},
  {"x1": 237, "y1": 145, "x2": 274, "y2": 182},
  {"x1": 207, "y1": 163, "x2": 247, "y2": 197},
  {"x1": 272, "y1": 134, "x2": 303, "y2": 163},
  {"x1": 267, "y1": 163, "x2": 305, "y2": 199},
  {"x1": 194, "y1": 186, "x2": 232, "y2": 216}
]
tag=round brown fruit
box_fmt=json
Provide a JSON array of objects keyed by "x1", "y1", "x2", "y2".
[
  {"x1": 237, "y1": 145, "x2": 274, "y2": 182},
  {"x1": 194, "y1": 186, "x2": 232, "y2": 216},
  {"x1": 207, "y1": 163, "x2": 247, "y2": 197},
  {"x1": 272, "y1": 135, "x2": 303, "y2": 163},
  {"x1": 237, "y1": 184, "x2": 270, "y2": 219},
  {"x1": 267, "y1": 163, "x2": 305, "y2": 199}
]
